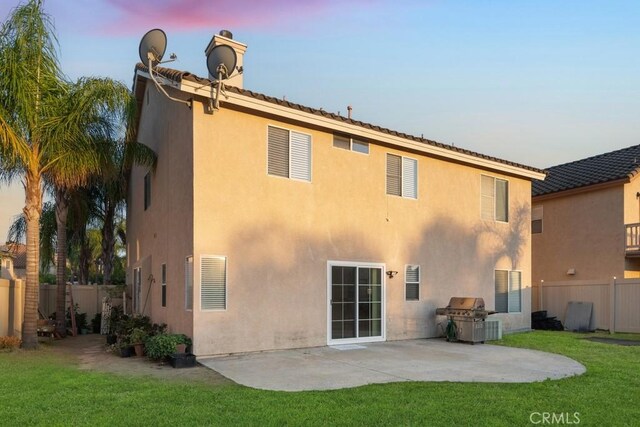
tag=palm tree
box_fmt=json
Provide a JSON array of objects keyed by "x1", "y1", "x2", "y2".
[
  {"x1": 0, "y1": 0, "x2": 64, "y2": 349},
  {"x1": 46, "y1": 77, "x2": 138, "y2": 336},
  {"x1": 0, "y1": 1, "x2": 117, "y2": 347},
  {"x1": 93, "y1": 137, "x2": 155, "y2": 285}
]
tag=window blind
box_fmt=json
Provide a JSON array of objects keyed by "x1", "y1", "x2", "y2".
[
  {"x1": 268, "y1": 126, "x2": 289, "y2": 178},
  {"x1": 201, "y1": 256, "x2": 226, "y2": 310},
  {"x1": 386, "y1": 154, "x2": 402, "y2": 196}
]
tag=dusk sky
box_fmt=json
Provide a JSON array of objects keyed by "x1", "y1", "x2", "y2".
[{"x1": 1, "y1": 0, "x2": 639, "y2": 240}]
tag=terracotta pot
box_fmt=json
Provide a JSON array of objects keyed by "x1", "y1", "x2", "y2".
[
  {"x1": 133, "y1": 343, "x2": 144, "y2": 357},
  {"x1": 175, "y1": 343, "x2": 187, "y2": 354}
]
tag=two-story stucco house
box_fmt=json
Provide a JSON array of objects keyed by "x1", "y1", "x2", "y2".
[
  {"x1": 127, "y1": 31, "x2": 545, "y2": 357},
  {"x1": 532, "y1": 144, "x2": 640, "y2": 287}
]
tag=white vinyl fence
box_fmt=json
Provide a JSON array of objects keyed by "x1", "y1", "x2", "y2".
[{"x1": 533, "y1": 278, "x2": 640, "y2": 333}]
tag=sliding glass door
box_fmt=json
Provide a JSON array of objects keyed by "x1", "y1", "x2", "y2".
[{"x1": 329, "y1": 262, "x2": 384, "y2": 344}]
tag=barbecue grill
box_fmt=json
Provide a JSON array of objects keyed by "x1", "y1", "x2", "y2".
[{"x1": 435, "y1": 297, "x2": 492, "y2": 344}]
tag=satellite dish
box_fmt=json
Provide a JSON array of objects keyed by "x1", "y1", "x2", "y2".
[
  {"x1": 206, "y1": 44, "x2": 237, "y2": 81},
  {"x1": 138, "y1": 29, "x2": 167, "y2": 67}
]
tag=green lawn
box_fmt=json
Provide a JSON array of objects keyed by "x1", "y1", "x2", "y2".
[{"x1": 1, "y1": 331, "x2": 638, "y2": 426}]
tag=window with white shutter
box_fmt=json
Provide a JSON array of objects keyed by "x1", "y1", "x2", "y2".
[
  {"x1": 267, "y1": 125, "x2": 311, "y2": 181},
  {"x1": 481, "y1": 175, "x2": 509, "y2": 222},
  {"x1": 386, "y1": 154, "x2": 417, "y2": 199},
  {"x1": 405, "y1": 265, "x2": 420, "y2": 301},
  {"x1": 495, "y1": 269, "x2": 521, "y2": 313},
  {"x1": 508, "y1": 271, "x2": 522, "y2": 313},
  {"x1": 201, "y1": 256, "x2": 227, "y2": 310}
]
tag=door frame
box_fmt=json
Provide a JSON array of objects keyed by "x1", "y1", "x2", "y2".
[{"x1": 326, "y1": 260, "x2": 386, "y2": 345}]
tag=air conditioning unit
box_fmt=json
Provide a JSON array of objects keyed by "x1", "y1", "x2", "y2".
[{"x1": 484, "y1": 318, "x2": 502, "y2": 341}]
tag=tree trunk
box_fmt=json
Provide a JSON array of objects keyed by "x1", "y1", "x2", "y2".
[
  {"x1": 102, "y1": 202, "x2": 115, "y2": 286},
  {"x1": 22, "y1": 171, "x2": 43, "y2": 349},
  {"x1": 78, "y1": 226, "x2": 90, "y2": 286},
  {"x1": 54, "y1": 188, "x2": 69, "y2": 337}
]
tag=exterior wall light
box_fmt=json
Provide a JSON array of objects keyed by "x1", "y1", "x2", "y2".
[{"x1": 386, "y1": 271, "x2": 398, "y2": 278}]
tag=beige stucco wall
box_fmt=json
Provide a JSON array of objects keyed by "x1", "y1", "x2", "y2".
[
  {"x1": 623, "y1": 176, "x2": 640, "y2": 277},
  {"x1": 186, "y1": 102, "x2": 533, "y2": 356},
  {"x1": 128, "y1": 84, "x2": 194, "y2": 337},
  {"x1": 532, "y1": 185, "x2": 625, "y2": 287}
]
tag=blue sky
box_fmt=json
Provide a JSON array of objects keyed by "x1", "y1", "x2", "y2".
[{"x1": 1, "y1": 0, "x2": 639, "y2": 239}]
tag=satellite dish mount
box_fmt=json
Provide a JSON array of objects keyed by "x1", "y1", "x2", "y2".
[
  {"x1": 138, "y1": 29, "x2": 191, "y2": 109},
  {"x1": 205, "y1": 44, "x2": 238, "y2": 114}
]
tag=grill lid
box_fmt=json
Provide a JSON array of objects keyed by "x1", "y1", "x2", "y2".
[{"x1": 446, "y1": 297, "x2": 485, "y2": 311}]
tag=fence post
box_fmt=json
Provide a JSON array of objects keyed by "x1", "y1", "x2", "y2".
[{"x1": 609, "y1": 277, "x2": 616, "y2": 334}]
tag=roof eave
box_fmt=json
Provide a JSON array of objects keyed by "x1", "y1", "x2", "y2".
[
  {"x1": 533, "y1": 177, "x2": 630, "y2": 201},
  {"x1": 134, "y1": 67, "x2": 546, "y2": 181}
]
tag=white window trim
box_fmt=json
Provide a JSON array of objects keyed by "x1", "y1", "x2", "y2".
[
  {"x1": 333, "y1": 134, "x2": 370, "y2": 155},
  {"x1": 266, "y1": 124, "x2": 313, "y2": 182},
  {"x1": 404, "y1": 264, "x2": 420, "y2": 301},
  {"x1": 200, "y1": 255, "x2": 228, "y2": 312},
  {"x1": 326, "y1": 260, "x2": 386, "y2": 346},
  {"x1": 494, "y1": 269, "x2": 522, "y2": 313},
  {"x1": 386, "y1": 153, "x2": 418, "y2": 200},
  {"x1": 185, "y1": 256, "x2": 193, "y2": 311},
  {"x1": 481, "y1": 174, "x2": 509, "y2": 223}
]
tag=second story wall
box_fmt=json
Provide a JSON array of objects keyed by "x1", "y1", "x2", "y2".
[
  {"x1": 128, "y1": 84, "x2": 195, "y2": 334},
  {"x1": 189, "y1": 102, "x2": 534, "y2": 352},
  {"x1": 533, "y1": 185, "x2": 625, "y2": 283}
]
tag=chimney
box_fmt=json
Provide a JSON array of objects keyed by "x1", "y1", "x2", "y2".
[{"x1": 205, "y1": 30, "x2": 247, "y2": 89}]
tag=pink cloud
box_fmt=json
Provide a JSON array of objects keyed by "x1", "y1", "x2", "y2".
[{"x1": 100, "y1": 0, "x2": 377, "y2": 35}]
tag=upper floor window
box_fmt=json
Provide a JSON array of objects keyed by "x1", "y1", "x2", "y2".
[
  {"x1": 144, "y1": 173, "x2": 151, "y2": 210},
  {"x1": 333, "y1": 134, "x2": 369, "y2": 154},
  {"x1": 268, "y1": 126, "x2": 311, "y2": 182},
  {"x1": 532, "y1": 206, "x2": 543, "y2": 234},
  {"x1": 481, "y1": 175, "x2": 508, "y2": 222},
  {"x1": 386, "y1": 154, "x2": 417, "y2": 199}
]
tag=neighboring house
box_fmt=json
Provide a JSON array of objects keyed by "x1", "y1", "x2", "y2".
[
  {"x1": 128, "y1": 31, "x2": 545, "y2": 356},
  {"x1": 532, "y1": 144, "x2": 640, "y2": 288},
  {"x1": 0, "y1": 243, "x2": 26, "y2": 280}
]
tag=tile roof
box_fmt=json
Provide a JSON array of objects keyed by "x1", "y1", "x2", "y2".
[
  {"x1": 135, "y1": 63, "x2": 544, "y2": 176},
  {"x1": 532, "y1": 144, "x2": 640, "y2": 197},
  {"x1": 0, "y1": 243, "x2": 26, "y2": 268}
]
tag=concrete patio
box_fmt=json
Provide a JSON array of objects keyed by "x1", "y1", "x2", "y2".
[{"x1": 199, "y1": 338, "x2": 586, "y2": 391}]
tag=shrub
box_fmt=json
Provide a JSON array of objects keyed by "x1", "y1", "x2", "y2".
[
  {"x1": 144, "y1": 333, "x2": 191, "y2": 360},
  {"x1": 0, "y1": 336, "x2": 21, "y2": 350},
  {"x1": 145, "y1": 334, "x2": 180, "y2": 360},
  {"x1": 129, "y1": 327, "x2": 148, "y2": 345},
  {"x1": 91, "y1": 312, "x2": 102, "y2": 334}
]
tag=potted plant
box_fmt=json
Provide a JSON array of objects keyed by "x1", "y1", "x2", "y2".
[
  {"x1": 175, "y1": 334, "x2": 192, "y2": 354},
  {"x1": 117, "y1": 337, "x2": 133, "y2": 358},
  {"x1": 129, "y1": 327, "x2": 148, "y2": 357}
]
